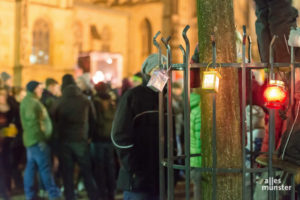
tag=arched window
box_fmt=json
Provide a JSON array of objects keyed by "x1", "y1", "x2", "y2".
[
  {"x1": 140, "y1": 18, "x2": 152, "y2": 60},
  {"x1": 30, "y1": 19, "x2": 50, "y2": 65}
]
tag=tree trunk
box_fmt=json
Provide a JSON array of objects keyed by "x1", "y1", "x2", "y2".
[{"x1": 197, "y1": 0, "x2": 242, "y2": 199}]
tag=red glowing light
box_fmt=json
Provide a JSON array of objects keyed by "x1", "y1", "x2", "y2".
[{"x1": 263, "y1": 83, "x2": 287, "y2": 109}]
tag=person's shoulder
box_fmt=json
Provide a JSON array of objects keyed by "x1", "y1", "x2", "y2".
[
  {"x1": 119, "y1": 86, "x2": 143, "y2": 101},
  {"x1": 128, "y1": 85, "x2": 149, "y2": 95}
]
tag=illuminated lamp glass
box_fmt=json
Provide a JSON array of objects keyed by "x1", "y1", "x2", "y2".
[
  {"x1": 263, "y1": 80, "x2": 287, "y2": 109},
  {"x1": 202, "y1": 70, "x2": 221, "y2": 92}
]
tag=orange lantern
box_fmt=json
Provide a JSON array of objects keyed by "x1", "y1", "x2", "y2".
[{"x1": 263, "y1": 80, "x2": 287, "y2": 109}]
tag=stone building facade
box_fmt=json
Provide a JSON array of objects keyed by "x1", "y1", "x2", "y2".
[{"x1": 0, "y1": 0, "x2": 298, "y2": 86}]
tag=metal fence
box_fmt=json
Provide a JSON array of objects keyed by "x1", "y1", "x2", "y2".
[{"x1": 154, "y1": 25, "x2": 300, "y2": 200}]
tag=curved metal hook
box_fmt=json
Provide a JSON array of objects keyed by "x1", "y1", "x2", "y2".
[
  {"x1": 179, "y1": 45, "x2": 186, "y2": 56},
  {"x1": 153, "y1": 31, "x2": 163, "y2": 69},
  {"x1": 182, "y1": 25, "x2": 190, "y2": 61},
  {"x1": 248, "y1": 36, "x2": 252, "y2": 63},
  {"x1": 182, "y1": 25, "x2": 190, "y2": 40},
  {"x1": 179, "y1": 44, "x2": 186, "y2": 64},
  {"x1": 161, "y1": 36, "x2": 171, "y2": 48},
  {"x1": 248, "y1": 35, "x2": 252, "y2": 44},
  {"x1": 161, "y1": 36, "x2": 172, "y2": 71},
  {"x1": 242, "y1": 25, "x2": 247, "y2": 45},
  {"x1": 153, "y1": 31, "x2": 161, "y2": 49}
]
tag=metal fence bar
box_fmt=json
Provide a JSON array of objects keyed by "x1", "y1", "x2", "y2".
[
  {"x1": 161, "y1": 165, "x2": 269, "y2": 173},
  {"x1": 249, "y1": 68, "x2": 254, "y2": 200},
  {"x1": 191, "y1": 62, "x2": 300, "y2": 69},
  {"x1": 212, "y1": 38, "x2": 217, "y2": 200},
  {"x1": 268, "y1": 35, "x2": 277, "y2": 200},
  {"x1": 241, "y1": 25, "x2": 247, "y2": 200},
  {"x1": 290, "y1": 47, "x2": 296, "y2": 200},
  {"x1": 248, "y1": 35, "x2": 254, "y2": 200},
  {"x1": 173, "y1": 153, "x2": 202, "y2": 160},
  {"x1": 162, "y1": 36, "x2": 175, "y2": 200},
  {"x1": 153, "y1": 31, "x2": 165, "y2": 200},
  {"x1": 291, "y1": 174, "x2": 295, "y2": 200},
  {"x1": 291, "y1": 46, "x2": 295, "y2": 111},
  {"x1": 182, "y1": 25, "x2": 191, "y2": 200}
]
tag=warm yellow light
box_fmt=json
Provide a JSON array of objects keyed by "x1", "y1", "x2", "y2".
[
  {"x1": 202, "y1": 71, "x2": 221, "y2": 92},
  {"x1": 92, "y1": 71, "x2": 105, "y2": 84}
]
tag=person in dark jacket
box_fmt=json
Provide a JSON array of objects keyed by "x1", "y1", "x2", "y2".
[
  {"x1": 10, "y1": 87, "x2": 26, "y2": 192},
  {"x1": 0, "y1": 87, "x2": 16, "y2": 200},
  {"x1": 111, "y1": 54, "x2": 164, "y2": 200},
  {"x1": 41, "y1": 78, "x2": 61, "y2": 190},
  {"x1": 52, "y1": 74, "x2": 99, "y2": 200},
  {"x1": 41, "y1": 78, "x2": 60, "y2": 112},
  {"x1": 0, "y1": 87, "x2": 22, "y2": 193},
  {"x1": 91, "y1": 81, "x2": 116, "y2": 200},
  {"x1": 0, "y1": 134, "x2": 10, "y2": 200},
  {"x1": 254, "y1": 0, "x2": 299, "y2": 62}
]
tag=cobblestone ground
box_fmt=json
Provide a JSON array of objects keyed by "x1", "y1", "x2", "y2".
[{"x1": 10, "y1": 181, "x2": 190, "y2": 200}]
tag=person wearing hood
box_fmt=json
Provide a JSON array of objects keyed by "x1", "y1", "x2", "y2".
[
  {"x1": 111, "y1": 54, "x2": 165, "y2": 200},
  {"x1": 20, "y1": 81, "x2": 61, "y2": 200},
  {"x1": 190, "y1": 92, "x2": 202, "y2": 200},
  {"x1": 52, "y1": 74, "x2": 98, "y2": 200}
]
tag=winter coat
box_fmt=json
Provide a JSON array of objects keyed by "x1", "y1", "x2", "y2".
[
  {"x1": 254, "y1": 0, "x2": 298, "y2": 63},
  {"x1": 20, "y1": 92, "x2": 52, "y2": 147},
  {"x1": 111, "y1": 83, "x2": 161, "y2": 194},
  {"x1": 190, "y1": 93, "x2": 201, "y2": 168},
  {"x1": 52, "y1": 85, "x2": 96, "y2": 143},
  {"x1": 41, "y1": 89, "x2": 58, "y2": 112},
  {"x1": 0, "y1": 99, "x2": 18, "y2": 130},
  {"x1": 278, "y1": 100, "x2": 300, "y2": 165},
  {"x1": 93, "y1": 95, "x2": 115, "y2": 142}
]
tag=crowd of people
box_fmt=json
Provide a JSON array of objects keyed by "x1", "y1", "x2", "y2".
[{"x1": 0, "y1": 69, "x2": 147, "y2": 200}]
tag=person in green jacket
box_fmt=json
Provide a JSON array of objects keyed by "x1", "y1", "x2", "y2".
[
  {"x1": 20, "y1": 81, "x2": 61, "y2": 200},
  {"x1": 190, "y1": 92, "x2": 202, "y2": 200}
]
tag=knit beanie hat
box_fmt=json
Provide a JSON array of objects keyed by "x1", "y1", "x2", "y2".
[
  {"x1": 61, "y1": 74, "x2": 76, "y2": 91},
  {"x1": 141, "y1": 54, "x2": 166, "y2": 81},
  {"x1": 26, "y1": 81, "x2": 40, "y2": 92}
]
